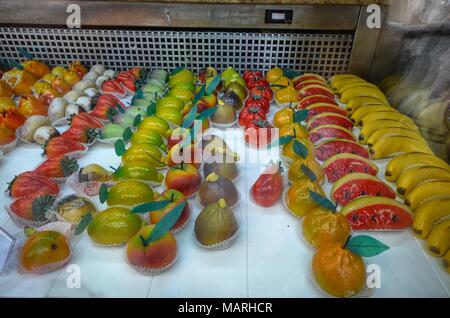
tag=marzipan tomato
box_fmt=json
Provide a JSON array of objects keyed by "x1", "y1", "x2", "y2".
[
  {"x1": 247, "y1": 79, "x2": 269, "y2": 90},
  {"x1": 251, "y1": 162, "x2": 283, "y2": 207},
  {"x1": 238, "y1": 106, "x2": 266, "y2": 127},
  {"x1": 249, "y1": 85, "x2": 273, "y2": 101},
  {"x1": 244, "y1": 95, "x2": 270, "y2": 114}
]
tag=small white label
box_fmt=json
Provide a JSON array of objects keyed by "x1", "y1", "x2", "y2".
[{"x1": 272, "y1": 13, "x2": 286, "y2": 20}]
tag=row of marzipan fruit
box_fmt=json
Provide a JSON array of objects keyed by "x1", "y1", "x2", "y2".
[{"x1": 330, "y1": 74, "x2": 450, "y2": 273}]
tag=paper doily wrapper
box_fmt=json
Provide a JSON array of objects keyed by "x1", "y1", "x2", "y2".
[
  {"x1": 43, "y1": 148, "x2": 88, "y2": 161},
  {"x1": 5, "y1": 204, "x2": 51, "y2": 228},
  {"x1": 67, "y1": 172, "x2": 114, "y2": 197},
  {"x1": 125, "y1": 251, "x2": 177, "y2": 275},
  {"x1": 16, "y1": 126, "x2": 38, "y2": 145},
  {"x1": 195, "y1": 229, "x2": 239, "y2": 250},
  {"x1": 307, "y1": 262, "x2": 375, "y2": 298},
  {"x1": 274, "y1": 99, "x2": 292, "y2": 109},
  {"x1": 0, "y1": 137, "x2": 18, "y2": 153},
  {"x1": 16, "y1": 221, "x2": 73, "y2": 274}
]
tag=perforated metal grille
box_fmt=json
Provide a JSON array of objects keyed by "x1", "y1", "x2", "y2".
[{"x1": 0, "y1": 27, "x2": 353, "y2": 77}]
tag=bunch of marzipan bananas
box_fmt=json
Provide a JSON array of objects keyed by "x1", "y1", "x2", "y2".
[
  {"x1": 329, "y1": 74, "x2": 434, "y2": 160},
  {"x1": 385, "y1": 152, "x2": 450, "y2": 273}
]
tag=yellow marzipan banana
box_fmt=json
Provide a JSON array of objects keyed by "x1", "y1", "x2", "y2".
[
  {"x1": 351, "y1": 105, "x2": 396, "y2": 124},
  {"x1": 329, "y1": 74, "x2": 360, "y2": 86},
  {"x1": 360, "y1": 112, "x2": 416, "y2": 129},
  {"x1": 404, "y1": 181, "x2": 450, "y2": 210},
  {"x1": 366, "y1": 127, "x2": 424, "y2": 147},
  {"x1": 396, "y1": 166, "x2": 450, "y2": 197},
  {"x1": 359, "y1": 119, "x2": 419, "y2": 144},
  {"x1": 444, "y1": 250, "x2": 450, "y2": 274},
  {"x1": 369, "y1": 136, "x2": 433, "y2": 160},
  {"x1": 412, "y1": 198, "x2": 450, "y2": 239},
  {"x1": 340, "y1": 87, "x2": 388, "y2": 104},
  {"x1": 426, "y1": 219, "x2": 450, "y2": 257},
  {"x1": 384, "y1": 153, "x2": 450, "y2": 182},
  {"x1": 412, "y1": 199, "x2": 450, "y2": 239},
  {"x1": 339, "y1": 82, "x2": 379, "y2": 95},
  {"x1": 346, "y1": 96, "x2": 388, "y2": 112},
  {"x1": 331, "y1": 77, "x2": 366, "y2": 92}
]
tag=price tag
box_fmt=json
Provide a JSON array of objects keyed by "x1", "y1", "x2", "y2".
[{"x1": 0, "y1": 227, "x2": 15, "y2": 275}]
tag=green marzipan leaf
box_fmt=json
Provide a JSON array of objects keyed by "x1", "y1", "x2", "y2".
[
  {"x1": 122, "y1": 127, "x2": 133, "y2": 142},
  {"x1": 143, "y1": 201, "x2": 186, "y2": 245},
  {"x1": 182, "y1": 105, "x2": 198, "y2": 128},
  {"x1": 146, "y1": 102, "x2": 156, "y2": 116},
  {"x1": 131, "y1": 200, "x2": 171, "y2": 214},
  {"x1": 267, "y1": 135, "x2": 293, "y2": 149},
  {"x1": 193, "y1": 84, "x2": 206, "y2": 105},
  {"x1": 293, "y1": 139, "x2": 308, "y2": 158},
  {"x1": 206, "y1": 75, "x2": 221, "y2": 95},
  {"x1": 170, "y1": 66, "x2": 184, "y2": 76},
  {"x1": 347, "y1": 235, "x2": 390, "y2": 257},
  {"x1": 18, "y1": 48, "x2": 34, "y2": 60},
  {"x1": 116, "y1": 103, "x2": 125, "y2": 114},
  {"x1": 99, "y1": 183, "x2": 109, "y2": 204},
  {"x1": 114, "y1": 139, "x2": 126, "y2": 156},
  {"x1": 133, "y1": 114, "x2": 142, "y2": 127},
  {"x1": 308, "y1": 190, "x2": 336, "y2": 212},
  {"x1": 294, "y1": 110, "x2": 309, "y2": 123},
  {"x1": 75, "y1": 213, "x2": 93, "y2": 235},
  {"x1": 301, "y1": 164, "x2": 316, "y2": 182},
  {"x1": 283, "y1": 69, "x2": 301, "y2": 79},
  {"x1": 10, "y1": 60, "x2": 23, "y2": 70},
  {"x1": 196, "y1": 106, "x2": 217, "y2": 121},
  {"x1": 135, "y1": 90, "x2": 144, "y2": 99}
]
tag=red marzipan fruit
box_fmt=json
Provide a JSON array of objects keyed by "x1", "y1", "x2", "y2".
[
  {"x1": 323, "y1": 154, "x2": 378, "y2": 183},
  {"x1": 101, "y1": 79, "x2": 125, "y2": 95},
  {"x1": 341, "y1": 197, "x2": 413, "y2": 230},
  {"x1": 305, "y1": 104, "x2": 347, "y2": 119},
  {"x1": 34, "y1": 155, "x2": 79, "y2": 179},
  {"x1": 91, "y1": 94, "x2": 125, "y2": 120},
  {"x1": 43, "y1": 136, "x2": 86, "y2": 158},
  {"x1": 307, "y1": 113, "x2": 353, "y2": 130},
  {"x1": 331, "y1": 173, "x2": 396, "y2": 206},
  {"x1": 308, "y1": 125, "x2": 356, "y2": 143},
  {"x1": 10, "y1": 194, "x2": 55, "y2": 221},
  {"x1": 297, "y1": 95, "x2": 338, "y2": 109},
  {"x1": 70, "y1": 112, "x2": 104, "y2": 130},
  {"x1": 7, "y1": 171, "x2": 59, "y2": 198},
  {"x1": 315, "y1": 139, "x2": 369, "y2": 161},
  {"x1": 61, "y1": 127, "x2": 97, "y2": 144}
]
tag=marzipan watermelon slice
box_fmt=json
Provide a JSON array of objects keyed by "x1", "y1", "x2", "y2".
[
  {"x1": 308, "y1": 124, "x2": 356, "y2": 144},
  {"x1": 341, "y1": 196, "x2": 413, "y2": 230},
  {"x1": 306, "y1": 104, "x2": 347, "y2": 119},
  {"x1": 331, "y1": 173, "x2": 396, "y2": 206},
  {"x1": 297, "y1": 95, "x2": 338, "y2": 109},
  {"x1": 307, "y1": 112, "x2": 353, "y2": 130},
  {"x1": 293, "y1": 74, "x2": 326, "y2": 85},
  {"x1": 323, "y1": 153, "x2": 378, "y2": 183},
  {"x1": 315, "y1": 138, "x2": 369, "y2": 161},
  {"x1": 294, "y1": 80, "x2": 327, "y2": 91},
  {"x1": 298, "y1": 84, "x2": 334, "y2": 99}
]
